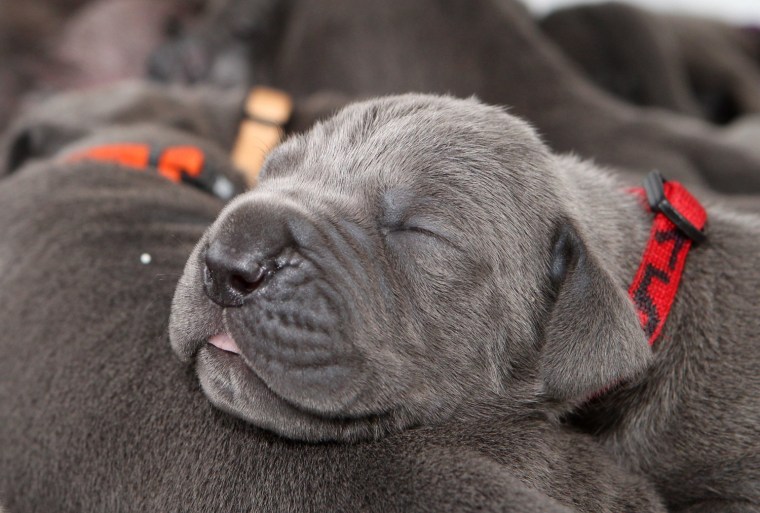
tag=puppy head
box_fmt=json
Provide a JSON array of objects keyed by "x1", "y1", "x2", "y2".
[{"x1": 169, "y1": 94, "x2": 650, "y2": 441}]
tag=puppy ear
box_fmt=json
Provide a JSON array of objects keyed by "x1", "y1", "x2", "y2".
[
  {"x1": 1, "y1": 122, "x2": 89, "y2": 176},
  {"x1": 540, "y1": 222, "x2": 651, "y2": 402}
]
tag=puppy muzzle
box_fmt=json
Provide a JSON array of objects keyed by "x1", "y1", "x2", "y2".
[{"x1": 202, "y1": 198, "x2": 366, "y2": 414}]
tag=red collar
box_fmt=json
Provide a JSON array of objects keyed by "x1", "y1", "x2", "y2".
[
  {"x1": 64, "y1": 143, "x2": 237, "y2": 200},
  {"x1": 628, "y1": 171, "x2": 707, "y2": 346}
]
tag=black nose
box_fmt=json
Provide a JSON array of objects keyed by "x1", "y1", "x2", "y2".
[
  {"x1": 203, "y1": 245, "x2": 271, "y2": 307},
  {"x1": 203, "y1": 205, "x2": 298, "y2": 307}
]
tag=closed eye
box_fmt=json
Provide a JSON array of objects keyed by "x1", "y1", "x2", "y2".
[
  {"x1": 397, "y1": 225, "x2": 441, "y2": 239},
  {"x1": 385, "y1": 224, "x2": 461, "y2": 251}
]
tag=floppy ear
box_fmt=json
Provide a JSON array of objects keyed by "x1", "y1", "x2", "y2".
[
  {"x1": 0, "y1": 121, "x2": 89, "y2": 177},
  {"x1": 540, "y1": 222, "x2": 652, "y2": 402}
]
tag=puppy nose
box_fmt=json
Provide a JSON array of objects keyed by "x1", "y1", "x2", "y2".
[
  {"x1": 202, "y1": 203, "x2": 298, "y2": 307},
  {"x1": 203, "y1": 244, "x2": 270, "y2": 307}
]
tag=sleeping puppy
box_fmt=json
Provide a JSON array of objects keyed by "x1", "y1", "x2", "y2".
[
  {"x1": 542, "y1": 2, "x2": 760, "y2": 125},
  {"x1": 0, "y1": 121, "x2": 666, "y2": 512},
  {"x1": 170, "y1": 95, "x2": 760, "y2": 512},
  {"x1": 149, "y1": 0, "x2": 760, "y2": 194}
]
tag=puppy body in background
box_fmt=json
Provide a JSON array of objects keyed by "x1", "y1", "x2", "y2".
[
  {"x1": 542, "y1": 2, "x2": 760, "y2": 125},
  {"x1": 151, "y1": 0, "x2": 760, "y2": 194},
  {"x1": 171, "y1": 95, "x2": 760, "y2": 513}
]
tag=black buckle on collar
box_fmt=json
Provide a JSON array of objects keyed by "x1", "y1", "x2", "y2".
[{"x1": 644, "y1": 171, "x2": 706, "y2": 244}]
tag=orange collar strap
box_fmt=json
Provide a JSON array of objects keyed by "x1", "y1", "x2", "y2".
[
  {"x1": 232, "y1": 87, "x2": 293, "y2": 187},
  {"x1": 66, "y1": 143, "x2": 236, "y2": 200}
]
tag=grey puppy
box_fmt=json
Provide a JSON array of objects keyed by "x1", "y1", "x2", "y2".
[
  {"x1": 0, "y1": 119, "x2": 666, "y2": 511},
  {"x1": 149, "y1": 0, "x2": 760, "y2": 194},
  {"x1": 170, "y1": 95, "x2": 760, "y2": 512}
]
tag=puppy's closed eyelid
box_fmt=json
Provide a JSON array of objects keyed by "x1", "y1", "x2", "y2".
[
  {"x1": 379, "y1": 190, "x2": 461, "y2": 246},
  {"x1": 396, "y1": 224, "x2": 437, "y2": 237},
  {"x1": 384, "y1": 222, "x2": 462, "y2": 251}
]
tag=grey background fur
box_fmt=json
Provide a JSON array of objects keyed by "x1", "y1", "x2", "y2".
[
  {"x1": 541, "y1": 3, "x2": 760, "y2": 124},
  {"x1": 151, "y1": 0, "x2": 760, "y2": 195}
]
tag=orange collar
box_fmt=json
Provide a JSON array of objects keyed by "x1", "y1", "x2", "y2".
[
  {"x1": 66, "y1": 143, "x2": 237, "y2": 200},
  {"x1": 65, "y1": 87, "x2": 292, "y2": 197}
]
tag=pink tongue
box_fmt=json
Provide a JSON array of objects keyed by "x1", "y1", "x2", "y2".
[{"x1": 208, "y1": 334, "x2": 242, "y2": 355}]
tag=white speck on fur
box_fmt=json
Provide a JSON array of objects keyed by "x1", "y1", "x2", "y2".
[{"x1": 140, "y1": 253, "x2": 152, "y2": 265}]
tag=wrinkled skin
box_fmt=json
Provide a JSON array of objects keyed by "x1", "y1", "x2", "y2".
[
  {"x1": 170, "y1": 95, "x2": 760, "y2": 512},
  {"x1": 170, "y1": 94, "x2": 654, "y2": 442}
]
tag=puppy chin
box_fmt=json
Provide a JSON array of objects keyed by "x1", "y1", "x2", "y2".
[{"x1": 195, "y1": 345, "x2": 400, "y2": 442}]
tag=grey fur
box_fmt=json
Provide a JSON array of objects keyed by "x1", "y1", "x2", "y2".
[
  {"x1": 149, "y1": 0, "x2": 760, "y2": 194},
  {"x1": 541, "y1": 2, "x2": 760, "y2": 125},
  {"x1": 726, "y1": 115, "x2": 760, "y2": 159},
  {"x1": 170, "y1": 95, "x2": 760, "y2": 511},
  {"x1": 0, "y1": 109, "x2": 666, "y2": 511}
]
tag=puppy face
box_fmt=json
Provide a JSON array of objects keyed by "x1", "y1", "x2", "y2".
[{"x1": 170, "y1": 95, "x2": 650, "y2": 441}]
